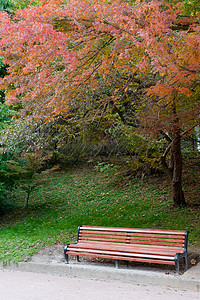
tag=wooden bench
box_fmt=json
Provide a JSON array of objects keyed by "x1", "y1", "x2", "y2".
[{"x1": 64, "y1": 225, "x2": 189, "y2": 273}]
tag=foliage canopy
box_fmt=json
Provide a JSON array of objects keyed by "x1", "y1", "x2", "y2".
[{"x1": 0, "y1": 0, "x2": 199, "y2": 206}]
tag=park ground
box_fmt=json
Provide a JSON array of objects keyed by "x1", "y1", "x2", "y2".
[{"x1": 1, "y1": 268, "x2": 200, "y2": 300}]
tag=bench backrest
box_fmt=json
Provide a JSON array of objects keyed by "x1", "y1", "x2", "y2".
[{"x1": 77, "y1": 225, "x2": 188, "y2": 251}]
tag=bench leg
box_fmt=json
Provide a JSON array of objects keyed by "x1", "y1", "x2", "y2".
[
  {"x1": 115, "y1": 260, "x2": 119, "y2": 269},
  {"x1": 175, "y1": 254, "x2": 180, "y2": 274},
  {"x1": 76, "y1": 255, "x2": 80, "y2": 262},
  {"x1": 64, "y1": 253, "x2": 69, "y2": 264},
  {"x1": 184, "y1": 254, "x2": 188, "y2": 272},
  {"x1": 64, "y1": 245, "x2": 69, "y2": 264}
]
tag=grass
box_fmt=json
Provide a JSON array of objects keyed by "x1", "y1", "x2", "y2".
[{"x1": 0, "y1": 160, "x2": 200, "y2": 263}]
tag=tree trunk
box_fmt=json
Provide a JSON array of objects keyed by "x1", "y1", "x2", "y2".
[
  {"x1": 26, "y1": 189, "x2": 31, "y2": 210},
  {"x1": 171, "y1": 123, "x2": 187, "y2": 207}
]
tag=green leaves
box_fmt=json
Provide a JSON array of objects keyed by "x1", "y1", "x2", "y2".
[
  {"x1": 0, "y1": 0, "x2": 41, "y2": 13},
  {"x1": 0, "y1": 103, "x2": 16, "y2": 129}
]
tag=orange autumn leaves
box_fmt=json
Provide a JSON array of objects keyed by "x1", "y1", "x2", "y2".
[{"x1": 0, "y1": 0, "x2": 199, "y2": 124}]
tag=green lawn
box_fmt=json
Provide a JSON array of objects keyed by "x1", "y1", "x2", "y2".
[{"x1": 0, "y1": 163, "x2": 199, "y2": 263}]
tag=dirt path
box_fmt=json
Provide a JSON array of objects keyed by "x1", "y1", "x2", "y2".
[{"x1": 1, "y1": 269, "x2": 200, "y2": 300}]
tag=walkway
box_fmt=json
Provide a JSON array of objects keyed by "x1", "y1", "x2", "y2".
[{"x1": 0, "y1": 269, "x2": 200, "y2": 300}]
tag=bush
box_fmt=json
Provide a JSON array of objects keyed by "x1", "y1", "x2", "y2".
[
  {"x1": 0, "y1": 182, "x2": 16, "y2": 215},
  {"x1": 0, "y1": 153, "x2": 19, "y2": 215}
]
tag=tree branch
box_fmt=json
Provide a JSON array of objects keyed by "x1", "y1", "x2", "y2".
[
  {"x1": 162, "y1": 142, "x2": 172, "y2": 159},
  {"x1": 181, "y1": 122, "x2": 200, "y2": 137},
  {"x1": 160, "y1": 130, "x2": 172, "y2": 142}
]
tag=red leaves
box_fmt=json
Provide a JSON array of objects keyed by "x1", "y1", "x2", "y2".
[
  {"x1": 0, "y1": 0, "x2": 199, "y2": 123},
  {"x1": 0, "y1": 5, "x2": 79, "y2": 119}
]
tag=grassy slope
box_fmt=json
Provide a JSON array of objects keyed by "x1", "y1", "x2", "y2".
[{"x1": 0, "y1": 159, "x2": 199, "y2": 263}]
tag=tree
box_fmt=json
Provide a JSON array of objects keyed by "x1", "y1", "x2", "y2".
[
  {"x1": 6, "y1": 152, "x2": 56, "y2": 209},
  {"x1": 0, "y1": 0, "x2": 199, "y2": 206}
]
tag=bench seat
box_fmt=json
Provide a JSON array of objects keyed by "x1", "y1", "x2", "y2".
[{"x1": 64, "y1": 225, "x2": 189, "y2": 273}]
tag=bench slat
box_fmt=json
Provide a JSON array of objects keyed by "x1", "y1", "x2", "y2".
[
  {"x1": 79, "y1": 234, "x2": 184, "y2": 244},
  {"x1": 81, "y1": 226, "x2": 186, "y2": 235},
  {"x1": 76, "y1": 241, "x2": 184, "y2": 252},
  {"x1": 68, "y1": 243, "x2": 181, "y2": 256},
  {"x1": 80, "y1": 231, "x2": 185, "y2": 239},
  {"x1": 79, "y1": 237, "x2": 184, "y2": 247},
  {"x1": 67, "y1": 251, "x2": 175, "y2": 265},
  {"x1": 67, "y1": 247, "x2": 175, "y2": 260}
]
